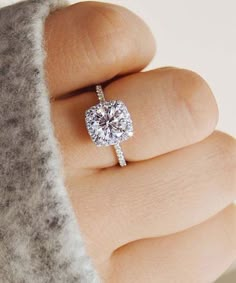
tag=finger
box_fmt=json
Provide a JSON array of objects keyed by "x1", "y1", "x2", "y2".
[
  {"x1": 45, "y1": 1, "x2": 156, "y2": 97},
  {"x1": 51, "y1": 68, "x2": 218, "y2": 170},
  {"x1": 70, "y1": 132, "x2": 236, "y2": 255},
  {"x1": 112, "y1": 205, "x2": 236, "y2": 283}
]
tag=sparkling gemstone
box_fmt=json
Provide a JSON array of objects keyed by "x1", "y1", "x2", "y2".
[{"x1": 85, "y1": 100, "x2": 133, "y2": 146}]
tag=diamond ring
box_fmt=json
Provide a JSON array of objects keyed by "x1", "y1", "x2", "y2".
[{"x1": 85, "y1": 85, "x2": 134, "y2": 167}]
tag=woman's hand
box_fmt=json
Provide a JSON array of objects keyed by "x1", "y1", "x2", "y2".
[{"x1": 45, "y1": 2, "x2": 236, "y2": 282}]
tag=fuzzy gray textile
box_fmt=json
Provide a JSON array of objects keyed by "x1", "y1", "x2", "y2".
[{"x1": 0, "y1": 1, "x2": 100, "y2": 282}]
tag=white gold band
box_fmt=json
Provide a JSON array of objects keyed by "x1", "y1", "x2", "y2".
[
  {"x1": 95, "y1": 85, "x2": 127, "y2": 167},
  {"x1": 95, "y1": 85, "x2": 106, "y2": 102},
  {"x1": 114, "y1": 143, "x2": 127, "y2": 167}
]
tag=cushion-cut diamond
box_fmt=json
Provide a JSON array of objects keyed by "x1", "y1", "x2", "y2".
[{"x1": 85, "y1": 100, "x2": 133, "y2": 146}]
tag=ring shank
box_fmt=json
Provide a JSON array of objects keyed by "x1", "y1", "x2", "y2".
[
  {"x1": 114, "y1": 143, "x2": 127, "y2": 167},
  {"x1": 96, "y1": 85, "x2": 106, "y2": 102}
]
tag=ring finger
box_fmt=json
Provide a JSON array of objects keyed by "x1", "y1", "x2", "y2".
[{"x1": 51, "y1": 67, "x2": 218, "y2": 170}]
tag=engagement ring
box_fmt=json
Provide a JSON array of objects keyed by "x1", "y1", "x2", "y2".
[{"x1": 85, "y1": 85, "x2": 134, "y2": 167}]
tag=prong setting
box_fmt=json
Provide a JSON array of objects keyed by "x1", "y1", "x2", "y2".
[{"x1": 85, "y1": 100, "x2": 133, "y2": 147}]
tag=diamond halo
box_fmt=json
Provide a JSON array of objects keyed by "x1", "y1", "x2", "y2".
[{"x1": 85, "y1": 85, "x2": 134, "y2": 167}]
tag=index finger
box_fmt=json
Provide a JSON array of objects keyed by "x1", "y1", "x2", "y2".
[{"x1": 44, "y1": 1, "x2": 156, "y2": 97}]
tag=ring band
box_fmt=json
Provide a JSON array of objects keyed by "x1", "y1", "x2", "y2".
[{"x1": 85, "y1": 85, "x2": 134, "y2": 167}]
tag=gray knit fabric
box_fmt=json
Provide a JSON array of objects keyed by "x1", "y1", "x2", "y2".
[{"x1": 0, "y1": 1, "x2": 100, "y2": 282}]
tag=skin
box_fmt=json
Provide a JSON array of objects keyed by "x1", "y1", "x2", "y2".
[{"x1": 45, "y1": 2, "x2": 236, "y2": 282}]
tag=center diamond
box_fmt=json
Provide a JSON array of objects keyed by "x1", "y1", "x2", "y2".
[{"x1": 85, "y1": 100, "x2": 133, "y2": 146}]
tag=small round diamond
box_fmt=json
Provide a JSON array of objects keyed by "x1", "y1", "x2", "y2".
[{"x1": 85, "y1": 100, "x2": 133, "y2": 146}]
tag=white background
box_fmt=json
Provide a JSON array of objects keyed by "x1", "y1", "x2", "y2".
[{"x1": 1, "y1": 0, "x2": 236, "y2": 281}]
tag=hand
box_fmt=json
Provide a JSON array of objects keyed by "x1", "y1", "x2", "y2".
[{"x1": 45, "y1": 2, "x2": 236, "y2": 282}]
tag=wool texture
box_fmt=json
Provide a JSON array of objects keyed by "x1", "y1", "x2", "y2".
[{"x1": 0, "y1": 1, "x2": 100, "y2": 282}]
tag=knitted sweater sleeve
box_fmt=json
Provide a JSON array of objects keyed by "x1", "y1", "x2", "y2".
[{"x1": 0, "y1": 1, "x2": 100, "y2": 282}]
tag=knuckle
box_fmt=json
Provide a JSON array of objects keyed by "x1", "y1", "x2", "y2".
[
  {"x1": 89, "y1": 3, "x2": 128, "y2": 30},
  {"x1": 213, "y1": 132, "x2": 236, "y2": 183},
  {"x1": 73, "y1": 2, "x2": 153, "y2": 71},
  {"x1": 76, "y1": 3, "x2": 133, "y2": 69},
  {"x1": 170, "y1": 69, "x2": 219, "y2": 140},
  {"x1": 82, "y1": 3, "x2": 133, "y2": 44},
  {"x1": 217, "y1": 132, "x2": 236, "y2": 158}
]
